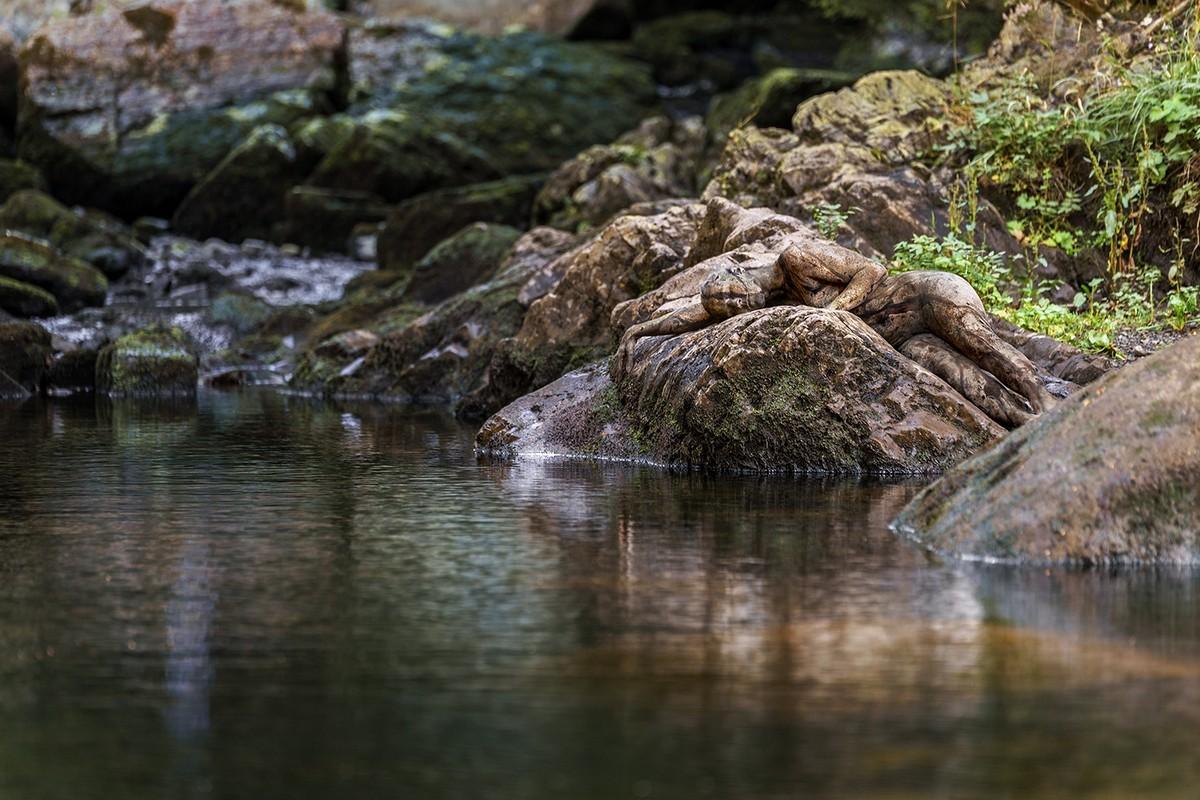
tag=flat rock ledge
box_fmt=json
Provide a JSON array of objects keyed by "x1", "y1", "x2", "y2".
[
  {"x1": 476, "y1": 306, "x2": 1005, "y2": 474},
  {"x1": 892, "y1": 334, "x2": 1200, "y2": 565}
]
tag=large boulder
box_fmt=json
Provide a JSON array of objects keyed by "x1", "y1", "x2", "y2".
[
  {"x1": 0, "y1": 320, "x2": 51, "y2": 399},
  {"x1": 95, "y1": 325, "x2": 198, "y2": 398},
  {"x1": 172, "y1": 124, "x2": 301, "y2": 243},
  {"x1": 0, "y1": 189, "x2": 146, "y2": 277},
  {"x1": 532, "y1": 116, "x2": 704, "y2": 233},
  {"x1": 477, "y1": 307, "x2": 1004, "y2": 473},
  {"x1": 893, "y1": 334, "x2": 1200, "y2": 565},
  {"x1": 17, "y1": 0, "x2": 342, "y2": 213},
  {"x1": 376, "y1": 175, "x2": 544, "y2": 272},
  {"x1": 0, "y1": 232, "x2": 107, "y2": 310}
]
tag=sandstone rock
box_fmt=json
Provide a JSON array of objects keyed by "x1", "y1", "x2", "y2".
[
  {"x1": 512, "y1": 227, "x2": 585, "y2": 307},
  {"x1": 96, "y1": 325, "x2": 198, "y2": 398},
  {"x1": 479, "y1": 203, "x2": 707, "y2": 413},
  {"x1": 533, "y1": 116, "x2": 703, "y2": 232},
  {"x1": 406, "y1": 223, "x2": 522, "y2": 305},
  {"x1": 172, "y1": 124, "x2": 301, "y2": 243},
  {"x1": 377, "y1": 175, "x2": 544, "y2": 272},
  {"x1": 705, "y1": 68, "x2": 853, "y2": 146},
  {"x1": 478, "y1": 307, "x2": 1004, "y2": 473},
  {"x1": 0, "y1": 232, "x2": 107, "y2": 311},
  {"x1": 17, "y1": 0, "x2": 342, "y2": 213},
  {"x1": 0, "y1": 159, "x2": 47, "y2": 204},
  {"x1": 0, "y1": 275, "x2": 58, "y2": 318},
  {"x1": 0, "y1": 320, "x2": 51, "y2": 399},
  {"x1": 353, "y1": 0, "x2": 597, "y2": 35},
  {"x1": 0, "y1": 190, "x2": 146, "y2": 278},
  {"x1": 893, "y1": 334, "x2": 1200, "y2": 565}
]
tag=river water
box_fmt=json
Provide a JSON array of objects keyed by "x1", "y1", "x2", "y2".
[{"x1": 1, "y1": 391, "x2": 1197, "y2": 799}]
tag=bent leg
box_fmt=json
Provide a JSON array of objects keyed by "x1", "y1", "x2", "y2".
[
  {"x1": 928, "y1": 300, "x2": 1058, "y2": 414},
  {"x1": 900, "y1": 334, "x2": 1035, "y2": 428}
]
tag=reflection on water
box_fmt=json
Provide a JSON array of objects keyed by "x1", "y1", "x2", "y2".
[{"x1": 0, "y1": 392, "x2": 1197, "y2": 799}]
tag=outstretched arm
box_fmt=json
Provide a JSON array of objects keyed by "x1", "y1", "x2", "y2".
[
  {"x1": 780, "y1": 242, "x2": 886, "y2": 312},
  {"x1": 614, "y1": 300, "x2": 713, "y2": 377}
]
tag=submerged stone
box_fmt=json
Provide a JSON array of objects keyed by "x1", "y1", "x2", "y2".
[
  {"x1": 96, "y1": 325, "x2": 199, "y2": 398},
  {"x1": 893, "y1": 335, "x2": 1200, "y2": 565}
]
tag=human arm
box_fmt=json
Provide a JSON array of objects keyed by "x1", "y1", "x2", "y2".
[
  {"x1": 779, "y1": 242, "x2": 886, "y2": 312},
  {"x1": 613, "y1": 300, "x2": 713, "y2": 378}
]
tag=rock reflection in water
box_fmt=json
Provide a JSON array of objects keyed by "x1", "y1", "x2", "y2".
[{"x1": 0, "y1": 392, "x2": 1197, "y2": 799}]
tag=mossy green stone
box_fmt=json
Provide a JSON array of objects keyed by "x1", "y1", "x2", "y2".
[
  {"x1": 0, "y1": 320, "x2": 51, "y2": 399},
  {"x1": 96, "y1": 326, "x2": 198, "y2": 398},
  {"x1": 0, "y1": 232, "x2": 108, "y2": 310},
  {"x1": 0, "y1": 189, "x2": 145, "y2": 277},
  {"x1": 0, "y1": 274, "x2": 58, "y2": 318},
  {"x1": 0, "y1": 159, "x2": 48, "y2": 204}
]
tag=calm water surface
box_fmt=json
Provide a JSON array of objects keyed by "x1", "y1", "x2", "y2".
[{"x1": 1, "y1": 391, "x2": 1197, "y2": 799}]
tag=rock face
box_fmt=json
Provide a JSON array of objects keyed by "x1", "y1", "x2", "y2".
[
  {"x1": 893, "y1": 335, "x2": 1200, "y2": 565},
  {"x1": 95, "y1": 325, "x2": 198, "y2": 398},
  {"x1": 0, "y1": 320, "x2": 51, "y2": 399},
  {"x1": 0, "y1": 232, "x2": 108, "y2": 311},
  {"x1": 17, "y1": 0, "x2": 342, "y2": 213},
  {"x1": 478, "y1": 307, "x2": 1004, "y2": 473}
]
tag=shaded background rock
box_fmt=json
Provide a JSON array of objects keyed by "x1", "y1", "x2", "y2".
[
  {"x1": 893, "y1": 334, "x2": 1200, "y2": 565},
  {"x1": 405, "y1": 223, "x2": 522, "y2": 305},
  {"x1": 0, "y1": 320, "x2": 51, "y2": 398}
]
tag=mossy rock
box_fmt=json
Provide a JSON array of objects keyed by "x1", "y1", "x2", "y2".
[
  {"x1": 0, "y1": 189, "x2": 146, "y2": 277},
  {"x1": 0, "y1": 274, "x2": 58, "y2": 318},
  {"x1": 706, "y1": 68, "x2": 856, "y2": 144},
  {"x1": 281, "y1": 185, "x2": 392, "y2": 253},
  {"x1": 208, "y1": 291, "x2": 274, "y2": 337},
  {"x1": 95, "y1": 325, "x2": 199, "y2": 398},
  {"x1": 0, "y1": 320, "x2": 51, "y2": 399},
  {"x1": 172, "y1": 124, "x2": 303, "y2": 243},
  {"x1": 46, "y1": 347, "x2": 98, "y2": 394},
  {"x1": 0, "y1": 158, "x2": 47, "y2": 204},
  {"x1": 406, "y1": 223, "x2": 522, "y2": 304},
  {"x1": 377, "y1": 174, "x2": 544, "y2": 272},
  {"x1": 0, "y1": 232, "x2": 108, "y2": 310}
]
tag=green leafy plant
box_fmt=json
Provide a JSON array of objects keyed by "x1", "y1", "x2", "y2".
[{"x1": 811, "y1": 202, "x2": 857, "y2": 240}]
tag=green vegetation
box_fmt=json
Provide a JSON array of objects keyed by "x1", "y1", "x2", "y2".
[{"x1": 915, "y1": 10, "x2": 1200, "y2": 353}]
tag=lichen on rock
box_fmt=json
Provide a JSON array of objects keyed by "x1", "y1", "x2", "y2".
[{"x1": 95, "y1": 325, "x2": 199, "y2": 398}]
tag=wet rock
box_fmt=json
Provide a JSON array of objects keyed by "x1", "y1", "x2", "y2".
[
  {"x1": 46, "y1": 347, "x2": 97, "y2": 394},
  {"x1": 0, "y1": 159, "x2": 46, "y2": 203},
  {"x1": 96, "y1": 325, "x2": 198, "y2": 398},
  {"x1": 376, "y1": 175, "x2": 544, "y2": 272},
  {"x1": 17, "y1": 0, "x2": 342, "y2": 213},
  {"x1": 476, "y1": 202, "x2": 706, "y2": 415},
  {"x1": 479, "y1": 307, "x2": 1004, "y2": 473},
  {"x1": 311, "y1": 24, "x2": 656, "y2": 202},
  {"x1": 533, "y1": 116, "x2": 703, "y2": 232},
  {"x1": 0, "y1": 232, "x2": 108, "y2": 311},
  {"x1": 356, "y1": 0, "x2": 597, "y2": 35},
  {"x1": 0, "y1": 275, "x2": 58, "y2": 318},
  {"x1": 281, "y1": 187, "x2": 391, "y2": 253},
  {"x1": 0, "y1": 320, "x2": 51, "y2": 399},
  {"x1": 207, "y1": 292, "x2": 274, "y2": 337},
  {"x1": 406, "y1": 223, "x2": 523, "y2": 305},
  {"x1": 893, "y1": 334, "x2": 1200, "y2": 565},
  {"x1": 172, "y1": 124, "x2": 301, "y2": 243},
  {"x1": 0, "y1": 190, "x2": 147, "y2": 278},
  {"x1": 512, "y1": 227, "x2": 583, "y2": 307}
]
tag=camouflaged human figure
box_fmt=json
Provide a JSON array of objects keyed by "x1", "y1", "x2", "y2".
[{"x1": 614, "y1": 198, "x2": 1057, "y2": 428}]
